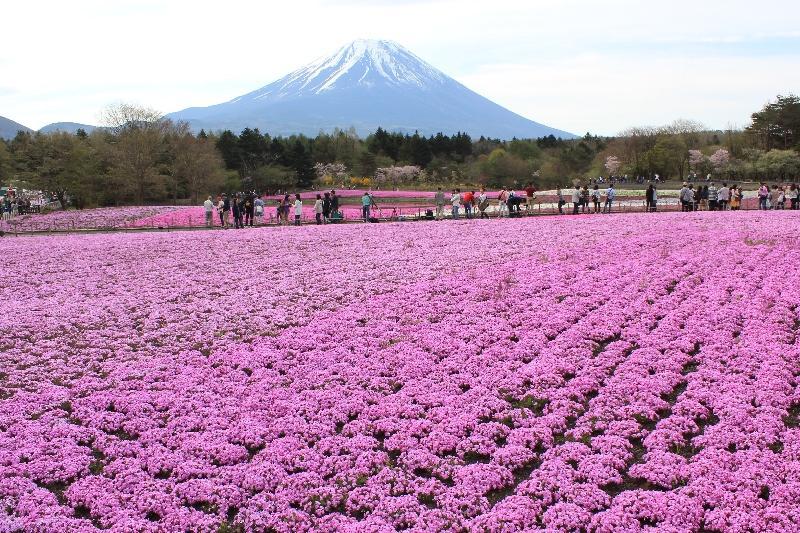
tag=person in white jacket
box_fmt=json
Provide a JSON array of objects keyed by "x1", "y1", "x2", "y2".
[
  {"x1": 293, "y1": 194, "x2": 303, "y2": 226},
  {"x1": 571, "y1": 187, "x2": 581, "y2": 215},
  {"x1": 451, "y1": 189, "x2": 462, "y2": 219},
  {"x1": 313, "y1": 194, "x2": 323, "y2": 225},
  {"x1": 203, "y1": 196, "x2": 214, "y2": 227}
]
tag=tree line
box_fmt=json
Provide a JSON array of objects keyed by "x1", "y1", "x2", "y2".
[{"x1": 1, "y1": 95, "x2": 798, "y2": 209}]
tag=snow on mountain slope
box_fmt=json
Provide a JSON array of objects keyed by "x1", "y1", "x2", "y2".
[
  {"x1": 245, "y1": 40, "x2": 447, "y2": 101},
  {"x1": 167, "y1": 39, "x2": 575, "y2": 139}
]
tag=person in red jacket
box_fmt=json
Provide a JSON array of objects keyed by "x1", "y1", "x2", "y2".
[
  {"x1": 524, "y1": 183, "x2": 536, "y2": 211},
  {"x1": 463, "y1": 190, "x2": 475, "y2": 219}
]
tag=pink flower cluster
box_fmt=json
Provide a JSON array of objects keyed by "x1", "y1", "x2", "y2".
[{"x1": 1, "y1": 211, "x2": 799, "y2": 532}]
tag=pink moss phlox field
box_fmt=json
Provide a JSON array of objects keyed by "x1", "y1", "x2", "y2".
[{"x1": 1, "y1": 211, "x2": 800, "y2": 532}]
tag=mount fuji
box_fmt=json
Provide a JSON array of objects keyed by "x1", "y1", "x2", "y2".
[{"x1": 167, "y1": 39, "x2": 575, "y2": 140}]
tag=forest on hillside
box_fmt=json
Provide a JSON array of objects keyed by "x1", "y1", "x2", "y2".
[{"x1": 1, "y1": 95, "x2": 798, "y2": 208}]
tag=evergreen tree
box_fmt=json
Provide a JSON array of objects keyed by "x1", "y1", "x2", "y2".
[
  {"x1": 215, "y1": 130, "x2": 241, "y2": 171},
  {"x1": 290, "y1": 140, "x2": 315, "y2": 189},
  {"x1": 268, "y1": 137, "x2": 286, "y2": 165},
  {"x1": 238, "y1": 128, "x2": 268, "y2": 172}
]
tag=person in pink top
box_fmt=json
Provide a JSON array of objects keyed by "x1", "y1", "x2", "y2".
[{"x1": 758, "y1": 182, "x2": 769, "y2": 210}]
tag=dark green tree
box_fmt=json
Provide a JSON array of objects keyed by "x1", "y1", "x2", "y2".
[
  {"x1": 216, "y1": 130, "x2": 241, "y2": 171},
  {"x1": 290, "y1": 140, "x2": 315, "y2": 189}
]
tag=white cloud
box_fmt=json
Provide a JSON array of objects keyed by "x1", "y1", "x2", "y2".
[{"x1": 2, "y1": 0, "x2": 799, "y2": 133}]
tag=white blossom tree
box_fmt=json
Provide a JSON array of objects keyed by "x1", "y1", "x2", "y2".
[
  {"x1": 709, "y1": 149, "x2": 730, "y2": 169},
  {"x1": 374, "y1": 166, "x2": 422, "y2": 187},
  {"x1": 688, "y1": 149, "x2": 706, "y2": 168},
  {"x1": 313, "y1": 162, "x2": 348, "y2": 183},
  {"x1": 604, "y1": 156, "x2": 621, "y2": 176}
]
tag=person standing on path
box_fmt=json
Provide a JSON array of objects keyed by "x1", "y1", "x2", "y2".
[
  {"x1": 772, "y1": 185, "x2": 784, "y2": 210},
  {"x1": 718, "y1": 183, "x2": 730, "y2": 211},
  {"x1": 696, "y1": 186, "x2": 706, "y2": 211},
  {"x1": 571, "y1": 187, "x2": 581, "y2": 215},
  {"x1": 758, "y1": 183, "x2": 770, "y2": 210},
  {"x1": 478, "y1": 189, "x2": 489, "y2": 219},
  {"x1": 603, "y1": 184, "x2": 616, "y2": 213},
  {"x1": 556, "y1": 186, "x2": 565, "y2": 214},
  {"x1": 463, "y1": 190, "x2": 474, "y2": 219},
  {"x1": 451, "y1": 189, "x2": 462, "y2": 220},
  {"x1": 730, "y1": 185, "x2": 741, "y2": 211},
  {"x1": 240, "y1": 194, "x2": 250, "y2": 226},
  {"x1": 203, "y1": 196, "x2": 214, "y2": 227},
  {"x1": 707, "y1": 182, "x2": 719, "y2": 211},
  {"x1": 524, "y1": 183, "x2": 536, "y2": 211},
  {"x1": 216, "y1": 195, "x2": 225, "y2": 227},
  {"x1": 786, "y1": 184, "x2": 799, "y2": 210},
  {"x1": 314, "y1": 194, "x2": 323, "y2": 224},
  {"x1": 497, "y1": 188, "x2": 509, "y2": 217},
  {"x1": 679, "y1": 183, "x2": 689, "y2": 212},
  {"x1": 645, "y1": 185, "x2": 654, "y2": 212},
  {"x1": 651, "y1": 185, "x2": 658, "y2": 212},
  {"x1": 222, "y1": 194, "x2": 231, "y2": 227},
  {"x1": 330, "y1": 190, "x2": 339, "y2": 218},
  {"x1": 243, "y1": 193, "x2": 254, "y2": 226},
  {"x1": 254, "y1": 196, "x2": 264, "y2": 224},
  {"x1": 231, "y1": 195, "x2": 242, "y2": 229},
  {"x1": 294, "y1": 194, "x2": 303, "y2": 226},
  {"x1": 507, "y1": 189, "x2": 519, "y2": 215},
  {"x1": 361, "y1": 191, "x2": 372, "y2": 222},
  {"x1": 591, "y1": 185, "x2": 601, "y2": 213},
  {"x1": 580, "y1": 185, "x2": 590, "y2": 214},
  {"x1": 322, "y1": 192, "x2": 332, "y2": 222},
  {"x1": 434, "y1": 187, "x2": 446, "y2": 220},
  {"x1": 281, "y1": 194, "x2": 291, "y2": 224}
]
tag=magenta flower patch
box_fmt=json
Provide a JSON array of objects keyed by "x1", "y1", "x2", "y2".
[{"x1": 1, "y1": 210, "x2": 799, "y2": 531}]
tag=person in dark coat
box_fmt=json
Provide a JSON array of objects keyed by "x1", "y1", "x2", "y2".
[
  {"x1": 243, "y1": 192, "x2": 255, "y2": 226},
  {"x1": 231, "y1": 195, "x2": 243, "y2": 229},
  {"x1": 322, "y1": 192, "x2": 332, "y2": 222},
  {"x1": 330, "y1": 190, "x2": 339, "y2": 216}
]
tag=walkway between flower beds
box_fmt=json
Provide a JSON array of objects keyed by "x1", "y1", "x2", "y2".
[{"x1": 0, "y1": 200, "x2": 771, "y2": 237}]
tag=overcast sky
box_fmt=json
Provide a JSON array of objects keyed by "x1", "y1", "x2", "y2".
[{"x1": 3, "y1": 0, "x2": 799, "y2": 135}]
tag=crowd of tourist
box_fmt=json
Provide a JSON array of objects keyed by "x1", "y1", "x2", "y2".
[
  {"x1": 200, "y1": 181, "x2": 799, "y2": 229},
  {"x1": 1, "y1": 192, "x2": 55, "y2": 220},
  {"x1": 203, "y1": 190, "x2": 355, "y2": 228},
  {"x1": 677, "y1": 182, "x2": 800, "y2": 211}
]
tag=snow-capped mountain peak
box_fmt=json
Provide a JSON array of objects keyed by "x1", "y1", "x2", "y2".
[
  {"x1": 243, "y1": 39, "x2": 448, "y2": 101},
  {"x1": 167, "y1": 39, "x2": 576, "y2": 140}
]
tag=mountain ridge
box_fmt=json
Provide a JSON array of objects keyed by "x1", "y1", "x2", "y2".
[
  {"x1": 0, "y1": 115, "x2": 33, "y2": 140},
  {"x1": 39, "y1": 122, "x2": 97, "y2": 134},
  {"x1": 168, "y1": 39, "x2": 575, "y2": 140}
]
